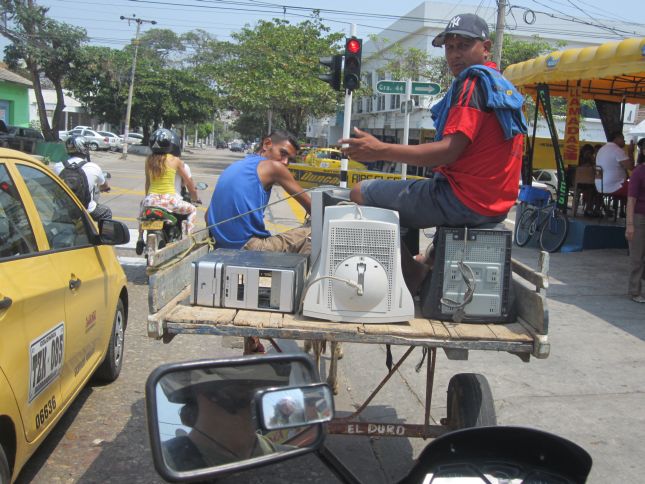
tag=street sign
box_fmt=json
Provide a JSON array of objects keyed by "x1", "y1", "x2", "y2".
[
  {"x1": 400, "y1": 100, "x2": 414, "y2": 114},
  {"x1": 411, "y1": 82, "x2": 441, "y2": 96},
  {"x1": 376, "y1": 80, "x2": 441, "y2": 96},
  {"x1": 376, "y1": 80, "x2": 406, "y2": 94}
]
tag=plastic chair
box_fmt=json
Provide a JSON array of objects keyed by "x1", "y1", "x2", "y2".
[
  {"x1": 594, "y1": 166, "x2": 622, "y2": 222},
  {"x1": 571, "y1": 165, "x2": 595, "y2": 218}
]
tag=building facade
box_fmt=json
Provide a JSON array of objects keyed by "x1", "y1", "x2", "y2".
[{"x1": 309, "y1": 1, "x2": 644, "y2": 168}]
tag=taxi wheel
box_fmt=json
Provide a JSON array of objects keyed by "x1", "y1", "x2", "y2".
[
  {"x1": 94, "y1": 299, "x2": 126, "y2": 383},
  {"x1": 0, "y1": 443, "x2": 9, "y2": 484}
]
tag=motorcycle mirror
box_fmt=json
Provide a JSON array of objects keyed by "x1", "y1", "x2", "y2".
[
  {"x1": 145, "y1": 354, "x2": 326, "y2": 482},
  {"x1": 195, "y1": 181, "x2": 208, "y2": 190},
  {"x1": 257, "y1": 383, "x2": 334, "y2": 431}
]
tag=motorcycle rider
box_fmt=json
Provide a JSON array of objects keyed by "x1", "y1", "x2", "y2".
[
  {"x1": 53, "y1": 135, "x2": 112, "y2": 222},
  {"x1": 136, "y1": 128, "x2": 200, "y2": 255}
]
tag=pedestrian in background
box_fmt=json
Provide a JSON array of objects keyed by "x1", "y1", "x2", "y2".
[{"x1": 626, "y1": 138, "x2": 645, "y2": 303}]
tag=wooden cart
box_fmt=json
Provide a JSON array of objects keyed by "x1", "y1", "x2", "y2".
[{"x1": 146, "y1": 239, "x2": 550, "y2": 439}]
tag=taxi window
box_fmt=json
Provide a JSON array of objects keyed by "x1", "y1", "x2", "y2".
[
  {"x1": 0, "y1": 164, "x2": 38, "y2": 258},
  {"x1": 17, "y1": 164, "x2": 92, "y2": 250}
]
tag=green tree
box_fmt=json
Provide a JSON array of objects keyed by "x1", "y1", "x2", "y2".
[
  {"x1": 65, "y1": 45, "x2": 130, "y2": 127},
  {"x1": 66, "y1": 45, "x2": 217, "y2": 140},
  {"x1": 216, "y1": 15, "x2": 344, "y2": 137},
  {"x1": 0, "y1": 0, "x2": 87, "y2": 140}
]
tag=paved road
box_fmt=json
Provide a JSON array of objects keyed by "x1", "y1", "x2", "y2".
[{"x1": 15, "y1": 147, "x2": 645, "y2": 483}]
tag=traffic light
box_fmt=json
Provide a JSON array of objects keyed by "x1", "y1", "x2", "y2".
[
  {"x1": 318, "y1": 54, "x2": 343, "y2": 91},
  {"x1": 343, "y1": 37, "x2": 362, "y2": 91}
]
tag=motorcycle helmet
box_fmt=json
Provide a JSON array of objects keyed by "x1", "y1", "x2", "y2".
[
  {"x1": 65, "y1": 135, "x2": 90, "y2": 157},
  {"x1": 149, "y1": 128, "x2": 180, "y2": 155}
]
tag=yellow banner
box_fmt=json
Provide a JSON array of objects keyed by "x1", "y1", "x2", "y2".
[
  {"x1": 563, "y1": 86, "x2": 581, "y2": 164},
  {"x1": 288, "y1": 164, "x2": 424, "y2": 189}
]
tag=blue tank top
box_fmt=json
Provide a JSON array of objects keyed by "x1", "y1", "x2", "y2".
[{"x1": 207, "y1": 154, "x2": 271, "y2": 248}]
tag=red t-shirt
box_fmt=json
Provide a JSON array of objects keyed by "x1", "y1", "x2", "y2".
[{"x1": 435, "y1": 74, "x2": 523, "y2": 216}]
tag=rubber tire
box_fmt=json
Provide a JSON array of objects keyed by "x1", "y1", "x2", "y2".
[
  {"x1": 515, "y1": 206, "x2": 537, "y2": 247},
  {"x1": 89, "y1": 142, "x2": 99, "y2": 151},
  {"x1": 0, "y1": 443, "x2": 10, "y2": 484},
  {"x1": 446, "y1": 373, "x2": 497, "y2": 429},
  {"x1": 94, "y1": 299, "x2": 125, "y2": 382},
  {"x1": 539, "y1": 210, "x2": 569, "y2": 253}
]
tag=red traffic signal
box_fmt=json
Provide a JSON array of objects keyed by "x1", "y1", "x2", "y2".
[
  {"x1": 346, "y1": 38, "x2": 361, "y2": 54},
  {"x1": 343, "y1": 37, "x2": 362, "y2": 91}
]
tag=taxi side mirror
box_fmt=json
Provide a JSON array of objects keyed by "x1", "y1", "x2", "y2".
[{"x1": 98, "y1": 219, "x2": 130, "y2": 245}]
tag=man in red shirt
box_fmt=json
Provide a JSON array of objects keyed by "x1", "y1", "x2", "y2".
[{"x1": 340, "y1": 13, "x2": 526, "y2": 291}]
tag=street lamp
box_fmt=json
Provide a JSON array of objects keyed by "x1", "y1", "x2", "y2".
[{"x1": 120, "y1": 14, "x2": 156, "y2": 159}]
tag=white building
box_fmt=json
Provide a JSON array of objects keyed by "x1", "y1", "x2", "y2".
[
  {"x1": 309, "y1": 1, "x2": 643, "y2": 153},
  {"x1": 28, "y1": 89, "x2": 89, "y2": 131}
]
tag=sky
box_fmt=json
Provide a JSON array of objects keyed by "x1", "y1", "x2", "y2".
[{"x1": 2, "y1": 0, "x2": 644, "y2": 52}]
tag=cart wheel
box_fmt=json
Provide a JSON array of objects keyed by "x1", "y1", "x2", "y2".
[{"x1": 446, "y1": 373, "x2": 496, "y2": 429}]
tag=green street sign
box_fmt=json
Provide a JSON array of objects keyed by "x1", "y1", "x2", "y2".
[
  {"x1": 376, "y1": 80, "x2": 406, "y2": 94},
  {"x1": 411, "y1": 82, "x2": 441, "y2": 96}
]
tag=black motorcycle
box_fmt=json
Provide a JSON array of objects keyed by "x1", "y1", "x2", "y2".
[
  {"x1": 145, "y1": 354, "x2": 592, "y2": 483},
  {"x1": 138, "y1": 182, "x2": 207, "y2": 254}
]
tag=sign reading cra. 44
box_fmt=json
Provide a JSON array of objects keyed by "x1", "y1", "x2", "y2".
[{"x1": 376, "y1": 81, "x2": 441, "y2": 96}]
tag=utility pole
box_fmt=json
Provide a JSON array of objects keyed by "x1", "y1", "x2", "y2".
[
  {"x1": 120, "y1": 14, "x2": 156, "y2": 159},
  {"x1": 492, "y1": 0, "x2": 506, "y2": 68}
]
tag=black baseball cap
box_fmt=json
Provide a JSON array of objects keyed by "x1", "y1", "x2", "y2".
[{"x1": 432, "y1": 13, "x2": 490, "y2": 47}]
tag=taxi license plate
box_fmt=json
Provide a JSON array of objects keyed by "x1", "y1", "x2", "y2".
[
  {"x1": 29, "y1": 324, "x2": 65, "y2": 402},
  {"x1": 141, "y1": 220, "x2": 164, "y2": 230}
]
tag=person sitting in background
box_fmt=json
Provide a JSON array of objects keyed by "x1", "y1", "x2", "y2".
[
  {"x1": 595, "y1": 132, "x2": 634, "y2": 208},
  {"x1": 626, "y1": 138, "x2": 645, "y2": 303},
  {"x1": 578, "y1": 143, "x2": 601, "y2": 217}
]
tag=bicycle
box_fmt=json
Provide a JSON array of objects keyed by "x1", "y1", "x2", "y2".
[{"x1": 515, "y1": 185, "x2": 569, "y2": 252}]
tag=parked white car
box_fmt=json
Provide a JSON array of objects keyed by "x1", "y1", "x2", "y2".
[
  {"x1": 98, "y1": 131, "x2": 124, "y2": 152},
  {"x1": 120, "y1": 133, "x2": 144, "y2": 145}
]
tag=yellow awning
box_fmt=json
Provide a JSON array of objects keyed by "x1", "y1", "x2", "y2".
[{"x1": 503, "y1": 37, "x2": 645, "y2": 103}]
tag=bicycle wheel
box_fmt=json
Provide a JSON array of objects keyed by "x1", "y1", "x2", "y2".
[
  {"x1": 515, "y1": 206, "x2": 538, "y2": 247},
  {"x1": 539, "y1": 208, "x2": 569, "y2": 252}
]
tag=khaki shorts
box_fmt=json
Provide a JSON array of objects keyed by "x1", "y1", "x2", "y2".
[{"x1": 243, "y1": 225, "x2": 311, "y2": 255}]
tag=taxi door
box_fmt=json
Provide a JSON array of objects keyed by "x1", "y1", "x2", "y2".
[
  {"x1": 14, "y1": 162, "x2": 109, "y2": 406},
  {"x1": 0, "y1": 162, "x2": 66, "y2": 443}
]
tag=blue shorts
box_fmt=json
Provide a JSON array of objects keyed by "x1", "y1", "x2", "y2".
[{"x1": 360, "y1": 172, "x2": 506, "y2": 229}]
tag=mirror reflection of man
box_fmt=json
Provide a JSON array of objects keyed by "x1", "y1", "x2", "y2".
[{"x1": 160, "y1": 375, "x2": 280, "y2": 472}]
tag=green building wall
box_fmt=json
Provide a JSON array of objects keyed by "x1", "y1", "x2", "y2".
[{"x1": 0, "y1": 81, "x2": 31, "y2": 127}]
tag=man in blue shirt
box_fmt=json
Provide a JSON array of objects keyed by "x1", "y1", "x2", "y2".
[{"x1": 206, "y1": 130, "x2": 311, "y2": 253}]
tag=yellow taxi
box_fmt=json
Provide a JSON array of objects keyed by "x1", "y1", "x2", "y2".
[
  {"x1": 303, "y1": 148, "x2": 366, "y2": 171},
  {"x1": 0, "y1": 149, "x2": 129, "y2": 483}
]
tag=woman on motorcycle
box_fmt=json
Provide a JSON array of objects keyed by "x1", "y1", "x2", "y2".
[{"x1": 136, "y1": 128, "x2": 200, "y2": 255}]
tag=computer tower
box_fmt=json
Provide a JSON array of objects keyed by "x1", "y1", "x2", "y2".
[
  {"x1": 420, "y1": 228, "x2": 514, "y2": 323},
  {"x1": 191, "y1": 249, "x2": 308, "y2": 313}
]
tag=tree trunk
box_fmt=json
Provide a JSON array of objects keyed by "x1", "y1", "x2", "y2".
[
  {"x1": 30, "y1": 64, "x2": 55, "y2": 141},
  {"x1": 51, "y1": 80, "x2": 67, "y2": 136}
]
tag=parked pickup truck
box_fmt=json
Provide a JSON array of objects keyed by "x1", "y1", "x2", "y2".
[{"x1": 0, "y1": 126, "x2": 44, "y2": 153}]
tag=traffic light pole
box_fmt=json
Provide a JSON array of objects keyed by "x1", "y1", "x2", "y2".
[
  {"x1": 401, "y1": 78, "x2": 412, "y2": 180},
  {"x1": 339, "y1": 24, "x2": 357, "y2": 189},
  {"x1": 340, "y1": 90, "x2": 353, "y2": 188}
]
